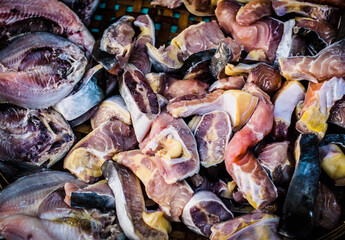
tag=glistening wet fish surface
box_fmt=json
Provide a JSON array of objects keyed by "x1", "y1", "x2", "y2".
[
  {"x1": 0, "y1": 32, "x2": 87, "y2": 108},
  {"x1": 0, "y1": 105, "x2": 75, "y2": 167},
  {"x1": 0, "y1": 0, "x2": 95, "y2": 53}
]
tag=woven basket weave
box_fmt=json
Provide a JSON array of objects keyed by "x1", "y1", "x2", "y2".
[{"x1": 89, "y1": 0, "x2": 216, "y2": 47}]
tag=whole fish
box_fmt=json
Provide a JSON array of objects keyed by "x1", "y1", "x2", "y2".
[
  {"x1": 0, "y1": 32, "x2": 87, "y2": 108},
  {"x1": 0, "y1": 171, "x2": 85, "y2": 218}
]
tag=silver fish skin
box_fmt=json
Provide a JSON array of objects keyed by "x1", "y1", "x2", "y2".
[
  {"x1": 0, "y1": 171, "x2": 84, "y2": 218},
  {"x1": 0, "y1": 32, "x2": 87, "y2": 108},
  {"x1": 0, "y1": 105, "x2": 75, "y2": 167},
  {"x1": 0, "y1": 0, "x2": 95, "y2": 53},
  {"x1": 53, "y1": 65, "x2": 105, "y2": 121}
]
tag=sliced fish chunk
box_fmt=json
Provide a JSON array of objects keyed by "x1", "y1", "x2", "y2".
[
  {"x1": 278, "y1": 39, "x2": 345, "y2": 82},
  {"x1": 113, "y1": 150, "x2": 194, "y2": 222},
  {"x1": 216, "y1": 0, "x2": 284, "y2": 63},
  {"x1": 140, "y1": 112, "x2": 200, "y2": 184},
  {"x1": 102, "y1": 161, "x2": 170, "y2": 240},
  {"x1": 296, "y1": 77, "x2": 345, "y2": 139},
  {"x1": 182, "y1": 191, "x2": 234, "y2": 237},
  {"x1": 167, "y1": 90, "x2": 258, "y2": 130},
  {"x1": 64, "y1": 117, "x2": 137, "y2": 182},
  {"x1": 194, "y1": 111, "x2": 232, "y2": 168},
  {"x1": 97, "y1": 16, "x2": 135, "y2": 74},
  {"x1": 129, "y1": 15, "x2": 155, "y2": 74},
  {"x1": 91, "y1": 95, "x2": 131, "y2": 129},
  {"x1": 119, "y1": 64, "x2": 160, "y2": 142},
  {"x1": 258, "y1": 141, "x2": 294, "y2": 186}
]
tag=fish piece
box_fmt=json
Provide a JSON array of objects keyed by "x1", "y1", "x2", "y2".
[
  {"x1": 0, "y1": 105, "x2": 75, "y2": 167},
  {"x1": 163, "y1": 78, "x2": 209, "y2": 100},
  {"x1": 182, "y1": 191, "x2": 234, "y2": 237},
  {"x1": 140, "y1": 112, "x2": 200, "y2": 183},
  {"x1": 272, "y1": 0, "x2": 340, "y2": 24},
  {"x1": 236, "y1": 0, "x2": 272, "y2": 26},
  {"x1": 171, "y1": 21, "x2": 225, "y2": 60},
  {"x1": 221, "y1": 37, "x2": 243, "y2": 62},
  {"x1": 53, "y1": 65, "x2": 105, "y2": 122},
  {"x1": 194, "y1": 111, "x2": 232, "y2": 167},
  {"x1": 113, "y1": 150, "x2": 194, "y2": 222},
  {"x1": 210, "y1": 212, "x2": 281, "y2": 240},
  {"x1": 314, "y1": 183, "x2": 341, "y2": 230},
  {"x1": 272, "y1": 81, "x2": 306, "y2": 140},
  {"x1": 60, "y1": 0, "x2": 99, "y2": 26},
  {"x1": 209, "y1": 76, "x2": 245, "y2": 91},
  {"x1": 167, "y1": 90, "x2": 258, "y2": 130},
  {"x1": 279, "y1": 134, "x2": 320, "y2": 239},
  {"x1": 129, "y1": 15, "x2": 155, "y2": 74},
  {"x1": 98, "y1": 16, "x2": 135, "y2": 74},
  {"x1": 0, "y1": 171, "x2": 84, "y2": 218},
  {"x1": 216, "y1": 0, "x2": 284, "y2": 63},
  {"x1": 119, "y1": 64, "x2": 160, "y2": 142},
  {"x1": 246, "y1": 64, "x2": 282, "y2": 94},
  {"x1": 151, "y1": 0, "x2": 183, "y2": 8},
  {"x1": 319, "y1": 144, "x2": 345, "y2": 181},
  {"x1": 90, "y1": 95, "x2": 131, "y2": 129},
  {"x1": 224, "y1": 62, "x2": 282, "y2": 93},
  {"x1": 102, "y1": 161, "x2": 170, "y2": 240},
  {"x1": 296, "y1": 17, "x2": 337, "y2": 45},
  {"x1": 258, "y1": 141, "x2": 294, "y2": 186},
  {"x1": 146, "y1": 21, "x2": 224, "y2": 72},
  {"x1": 296, "y1": 77, "x2": 345, "y2": 139},
  {"x1": 209, "y1": 40, "x2": 243, "y2": 79},
  {"x1": 64, "y1": 181, "x2": 115, "y2": 212},
  {"x1": 146, "y1": 44, "x2": 184, "y2": 72},
  {"x1": 180, "y1": 49, "x2": 215, "y2": 82},
  {"x1": 224, "y1": 100, "x2": 277, "y2": 209},
  {"x1": 0, "y1": 0, "x2": 95, "y2": 53},
  {"x1": 226, "y1": 151, "x2": 278, "y2": 209},
  {"x1": 64, "y1": 117, "x2": 137, "y2": 182},
  {"x1": 329, "y1": 96, "x2": 345, "y2": 128},
  {"x1": 183, "y1": 0, "x2": 218, "y2": 16},
  {"x1": 0, "y1": 32, "x2": 87, "y2": 108},
  {"x1": 278, "y1": 39, "x2": 345, "y2": 82}
]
